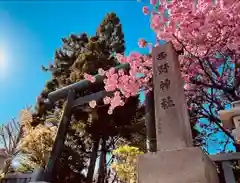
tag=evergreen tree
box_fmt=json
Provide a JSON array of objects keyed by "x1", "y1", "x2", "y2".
[
  {"x1": 26, "y1": 12, "x2": 145, "y2": 183},
  {"x1": 96, "y1": 12, "x2": 125, "y2": 54}
]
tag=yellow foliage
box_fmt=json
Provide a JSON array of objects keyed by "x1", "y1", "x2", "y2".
[
  {"x1": 111, "y1": 145, "x2": 144, "y2": 183},
  {"x1": 20, "y1": 109, "x2": 33, "y2": 132},
  {"x1": 0, "y1": 170, "x2": 5, "y2": 180},
  {"x1": 19, "y1": 109, "x2": 57, "y2": 169},
  {"x1": 15, "y1": 157, "x2": 39, "y2": 172}
]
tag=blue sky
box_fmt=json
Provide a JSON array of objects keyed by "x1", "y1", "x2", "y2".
[
  {"x1": 0, "y1": 1, "x2": 233, "y2": 155},
  {"x1": 0, "y1": 1, "x2": 155, "y2": 123}
]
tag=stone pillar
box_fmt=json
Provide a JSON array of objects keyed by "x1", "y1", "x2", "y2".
[
  {"x1": 219, "y1": 101, "x2": 240, "y2": 146},
  {"x1": 137, "y1": 42, "x2": 219, "y2": 183},
  {"x1": 152, "y1": 42, "x2": 192, "y2": 151}
]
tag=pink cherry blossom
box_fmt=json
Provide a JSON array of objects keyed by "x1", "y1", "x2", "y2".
[
  {"x1": 89, "y1": 100, "x2": 97, "y2": 108},
  {"x1": 84, "y1": 73, "x2": 96, "y2": 83},
  {"x1": 98, "y1": 68, "x2": 106, "y2": 76},
  {"x1": 150, "y1": 0, "x2": 157, "y2": 6},
  {"x1": 142, "y1": 6, "x2": 149, "y2": 15},
  {"x1": 116, "y1": 53, "x2": 128, "y2": 63},
  {"x1": 103, "y1": 96, "x2": 111, "y2": 104},
  {"x1": 82, "y1": 0, "x2": 240, "y2": 115},
  {"x1": 138, "y1": 38, "x2": 147, "y2": 48},
  {"x1": 149, "y1": 0, "x2": 240, "y2": 57},
  {"x1": 184, "y1": 84, "x2": 191, "y2": 90},
  {"x1": 108, "y1": 108, "x2": 113, "y2": 115}
]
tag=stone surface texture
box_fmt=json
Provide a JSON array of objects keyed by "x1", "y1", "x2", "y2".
[
  {"x1": 137, "y1": 42, "x2": 219, "y2": 183},
  {"x1": 152, "y1": 42, "x2": 193, "y2": 151},
  {"x1": 137, "y1": 147, "x2": 219, "y2": 183}
]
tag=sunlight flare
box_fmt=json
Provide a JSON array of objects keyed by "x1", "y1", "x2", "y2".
[
  {"x1": 0, "y1": 49, "x2": 5, "y2": 69},
  {"x1": 0, "y1": 46, "x2": 8, "y2": 79}
]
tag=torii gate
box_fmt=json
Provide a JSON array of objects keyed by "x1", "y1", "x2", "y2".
[{"x1": 41, "y1": 63, "x2": 156, "y2": 182}]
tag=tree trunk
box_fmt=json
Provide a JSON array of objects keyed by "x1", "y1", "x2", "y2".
[
  {"x1": 97, "y1": 138, "x2": 107, "y2": 183},
  {"x1": 86, "y1": 138, "x2": 100, "y2": 183}
]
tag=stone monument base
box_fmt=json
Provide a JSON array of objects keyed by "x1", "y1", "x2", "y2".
[{"x1": 137, "y1": 147, "x2": 219, "y2": 183}]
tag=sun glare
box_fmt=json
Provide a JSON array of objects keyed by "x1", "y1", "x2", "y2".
[
  {"x1": 0, "y1": 47, "x2": 7, "y2": 79},
  {"x1": 0, "y1": 50, "x2": 4, "y2": 70}
]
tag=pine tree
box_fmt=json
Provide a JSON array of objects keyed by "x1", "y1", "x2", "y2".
[
  {"x1": 96, "y1": 12, "x2": 125, "y2": 54},
  {"x1": 26, "y1": 12, "x2": 145, "y2": 183}
]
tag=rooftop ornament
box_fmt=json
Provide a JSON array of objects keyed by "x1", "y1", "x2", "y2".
[{"x1": 219, "y1": 101, "x2": 240, "y2": 143}]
